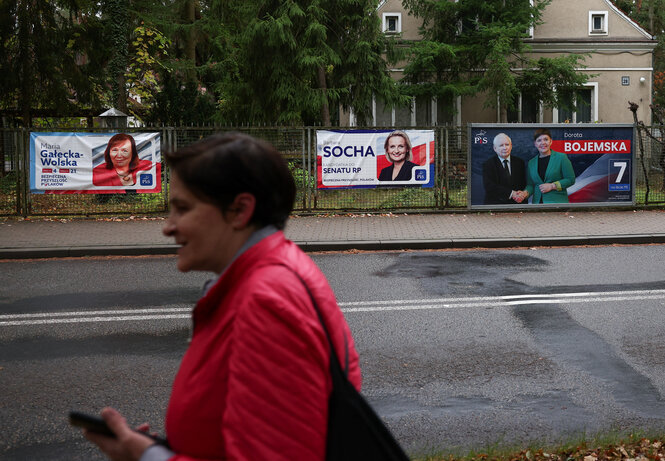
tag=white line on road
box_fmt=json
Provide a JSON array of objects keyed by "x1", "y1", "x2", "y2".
[
  {"x1": 0, "y1": 314, "x2": 190, "y2": 326},
  {"x1": 0, "y1": 307, "x2": 191, "y2": 319},
  {"x1": 1, "y1": 289, "x2": 664, "y2": 326}
]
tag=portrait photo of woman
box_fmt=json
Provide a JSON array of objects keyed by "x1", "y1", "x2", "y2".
[
  {"x1": 378, "y1": 130, "x2": 418, "y2": 181},
  {"x1": 92, "y1": 133, "x2": 153, "y2": 187},
  {"x1": 525, "y1": 128, "x2": 576, "y2": 204}
]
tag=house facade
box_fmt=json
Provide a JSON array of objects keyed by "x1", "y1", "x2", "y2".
[{"x1": 344, "y1": 0, "x2": 656, "y2": 126}]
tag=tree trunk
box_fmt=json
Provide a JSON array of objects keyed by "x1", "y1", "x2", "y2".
[
  {"x1": 18, "y1": 0, "x2": 33, "y2": 127},
  {"x1": 317, "y1": 66, "x2": 331, "y2": 126},
  {"x1": 117, "y1": 74, "x2": 128, "y2": 113},
  {"x1": 629, "y1": 101, "x2": 651, "y2": 204},
  {"x1": 185, "y1": 0, "x2": 197, "y2": 83}
]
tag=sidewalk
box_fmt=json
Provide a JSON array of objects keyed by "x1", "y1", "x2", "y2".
[{"x1": 1, "y1": 209, "x2": 665, "y2": 259}]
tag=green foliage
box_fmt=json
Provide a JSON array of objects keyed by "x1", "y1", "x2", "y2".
[
  {"x1": 218, "y1": 0, "x2": 404, "y2": 125},
  {"x1": 0, "y1": 171, "x2": 17, "y2": 195},
  {"x1": 518, "y1": 55, "x2": 592, "y2": 110},
  {"x1": 288, "y1": 161, "x2": 315, "y2": 190},
  {"x1": 0, "y1": 0, "x2": 105, "y2": 123},
  {"x1": 126, "y1": 25, "x2": 170, "y2": 118},
  {"x1": 146, "y1": 73, "x2": 217, "y2": 125},
  {"x1": 104, "y1": 0, "x2": 130, "y2": 110},
  {"x1": 401, "y1": 0, "x2": 589, "y2": 114},
  {"x1": 2, "y1": 0, "x2": 596, "y2": 126}
]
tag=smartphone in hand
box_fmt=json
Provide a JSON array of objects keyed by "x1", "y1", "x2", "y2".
[
  {"x1": 69, "y1": 411, "x2": 169, "y2": 446},
  {"x1": 69, "y1": 411, "x2": 116, "y2": 438}
]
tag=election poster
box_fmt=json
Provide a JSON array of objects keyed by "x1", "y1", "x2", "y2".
[
  {"x1": 30, "y1": 132, "x2": 162, "y2": 194},
  {"x1": 316, "y1": 129, "x2": 435, "y2": 189},
  {"x1": 468, "y1": 124, "x2": 634, "y2": 209}
]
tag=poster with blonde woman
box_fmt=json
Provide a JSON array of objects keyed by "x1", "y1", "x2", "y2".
[{"x1": 316, "y1": 129, "x2": 435, "y2": 188}]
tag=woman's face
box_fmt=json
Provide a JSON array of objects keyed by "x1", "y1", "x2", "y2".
[
  {"x1": 534, "y1": 134, "x2": 552, "y2": 155},
  {"x1": 163, "y1": 173, "x2": 235, "y2": 273},
  {"x1": 386, "y1": 135, "x2": 408, "y2": 164},
  {"x1": 109, "y1": 139, "x2": 133, "y2": 168}
]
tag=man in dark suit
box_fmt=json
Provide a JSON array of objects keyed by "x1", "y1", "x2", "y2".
[{"x1": 482, "y1": 133, "x2": 528, "y2": 204}]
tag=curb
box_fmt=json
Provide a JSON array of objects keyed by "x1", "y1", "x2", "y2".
[
  {"x1": 0, "y1": 245, "x2": 179, "y2": 260},
  {"x1": 2, "y1": 234, "x2": 665, "y2": 259}
]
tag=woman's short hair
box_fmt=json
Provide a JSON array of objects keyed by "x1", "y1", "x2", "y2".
[
  {"x1": 103, "y1": 133, "x2": 139, "y2": 170},
  {"x1": 384, "y1": 130, "x2": 412, "y2": 163},
  {"x1": 165, "y1": 132, "x2": 296, "y2": 230},
  {"x1": 533, "y1": 128, "x2": 552, "y2": 141}
]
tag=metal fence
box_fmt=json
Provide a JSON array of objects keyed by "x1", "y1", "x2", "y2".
[{"x1": 1, "y1": 125, "x2": 663, "y2": 217}]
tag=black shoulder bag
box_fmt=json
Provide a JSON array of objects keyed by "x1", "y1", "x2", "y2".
[{"x1": 284, "y1": 266, "x2": 411, "y2": 461}]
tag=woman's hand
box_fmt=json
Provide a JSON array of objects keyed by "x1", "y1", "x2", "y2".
[
  {"x1": 84, "y1": 407, "x2": 155, "y2": 461},
  {"x1": 538, "y1": 182, "x2": 557, "y2": 194}
]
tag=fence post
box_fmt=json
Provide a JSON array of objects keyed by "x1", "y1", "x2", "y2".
[
  {"x1": 307, "y1": 127, "x2": 313, "y2": 211},
  {"x1": 162, "y1": 127, "x2": 175, "y2": 212},
  {"x1": 18, "y1": 128, "x2": 30, "y2": 216},
  {"x1": 444, "y1": 127, "x2": 450, "y2": 208},
  {"x1": 300, "y1": 127, "x2": 306, "y2": 211}
]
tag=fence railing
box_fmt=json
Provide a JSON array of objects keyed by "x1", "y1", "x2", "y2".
[{"x1": 1, "y1": 125, "x2": 663, "y2": 217}]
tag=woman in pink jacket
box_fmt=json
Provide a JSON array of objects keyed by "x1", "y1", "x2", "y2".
[{"x1": 84, "y1": 133, "x2": 361, "y2": 461}]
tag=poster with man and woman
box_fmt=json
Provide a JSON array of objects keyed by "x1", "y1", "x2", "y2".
[
  {"x1": 316, "y1": 129, "x2": 435, "y2": 188},
  {"x1": 30, "y1": 132, "x2": 162, "y2": 194},
  {"x1": 469, "y1": 124, "x2": 634, "y2": 209}
]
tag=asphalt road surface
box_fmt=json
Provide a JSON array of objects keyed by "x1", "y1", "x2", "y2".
[{"x1": 2, "y1": 245, "x2": 665, "y2": 459}]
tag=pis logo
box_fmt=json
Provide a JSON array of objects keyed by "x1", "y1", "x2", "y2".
[
  {"x1": 139, "y1": 174, "x2": 153, "y2": 186},
  {"x1": 473, "y1": 130, "x2": 488, "y2": 144}
]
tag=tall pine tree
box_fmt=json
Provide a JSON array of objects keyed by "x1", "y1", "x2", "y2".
[
  {"x1": 0, "y1": 0, "x2": 104, "y2": 125},
  {"x1": 225, "y1": 0, "x2": 404, "y2": 125}
]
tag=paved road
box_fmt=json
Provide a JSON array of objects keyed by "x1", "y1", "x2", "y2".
[{"x1": 2, "y1": 245, "x2": 665, "y2": 459}]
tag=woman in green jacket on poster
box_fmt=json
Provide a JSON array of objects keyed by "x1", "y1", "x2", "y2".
[{"x1": 525, "y1": 128, "x2": 576, "y2": 204}]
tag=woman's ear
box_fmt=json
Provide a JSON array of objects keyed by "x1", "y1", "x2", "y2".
[{"x1": 227, "y1": 193, "x2": 256, "y2": 229}]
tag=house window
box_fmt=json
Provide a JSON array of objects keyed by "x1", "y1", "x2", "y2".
[
  {"x1": 373, "y1": 96, "x2": 455, "y2": 127},
  {"x1": 382, "y1": 13, "x2": 401, "y2": 34},
  {"x1": 375, "y1": 98, "x2": 393, "y2": 126},
  {"x1": 411, "y1": 95, "x2": 457, "y2": 126},
  {"x1": 555, "y1": 85, "x2": 596, "y2": 123},
  {"x1": 416, "y1": 96, "x2": 432, "y2": 126},
  {"x1": 436, "y1": 96, "x2": 455, "y2": 125},
  {"x1": 395, "y1": 103, "x2": 412, "y2": 126},
  {"x1": 507, "y1": 94, "x2": 540, "y2": 123},
  {"x1": 589, "y1": 11, "x2": 608, "y2": 35}
]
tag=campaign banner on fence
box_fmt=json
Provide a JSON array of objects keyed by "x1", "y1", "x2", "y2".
[
  {"x1": 469, "y1": 124, "x2": 634, "y2": 209},
  {"x1": 30, "y1": 132, "x2": 162, "y2": 194},
  {"x1": 316, "y1": 129, "x2": 435, "y2": 189}
]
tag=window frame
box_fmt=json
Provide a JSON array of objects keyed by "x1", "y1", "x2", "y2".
[
  {"x1": 506, "y1": 93, "x2": 542, "y2": 123},
  {"x1": 526, "y1": 0, "x2": 535, "y2": 38},
  {"x1": 589, "y1": 11, "x2": 609, "y2": 35},
  {"x1": 382, "y1": 13, "x2": 402, "y2": 34},
  {"x1": 364, "y1": 95, "x2": 459, "y2": 127},
  {"x1": 553, "y1": 82, "x2": 599, "y2": 123}
]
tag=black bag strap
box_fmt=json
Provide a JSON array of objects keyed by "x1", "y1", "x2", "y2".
[{"x1": 277, "y1": 263, "x2": 411, "y2": 461}]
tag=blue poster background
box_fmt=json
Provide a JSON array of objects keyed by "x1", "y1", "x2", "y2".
[{"x1": 469, "y1": 124, "x2": 633, "y2": 208}]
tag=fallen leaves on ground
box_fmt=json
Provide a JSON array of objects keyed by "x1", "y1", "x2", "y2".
[{"x1": 423, "y1": 437, "x2": 665, "y2": 461}]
